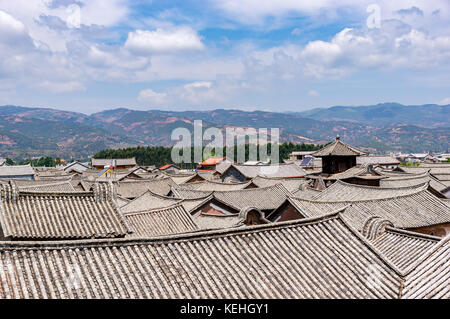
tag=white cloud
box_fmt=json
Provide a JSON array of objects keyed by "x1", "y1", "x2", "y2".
[
  {"x1": 138, "y1": 89, "x2": 168, "y2": 105},
  {"x1": 184, "y1": 81, "x2": 212, "y2": 89},
  {"x1": 243, "y1": 22, "x2": 450, "y2": 83},
  {"x1": 0, "y1": 9, "x2": 27, "y2": 35},
  {"x1": 125, "y1": 27, "x2": 205, "y2": 55},
  {"x1": 174, "y1": 81, "x2": 220, "y2": 105},
  {"x1": 137, "y1": 79, "x2": 240, "y2": 107},
  {"x1": 213, "y1": 0, "x2": 450, "y2": 27},
  {"x1": 439, "y1": 97, "x2": 450, "y2": 105},
  {"x1": 0, "y1": 10, "x2": 33, "y2": 49},
  {"x1": 37, "y1": 80, "x2": 86, "y2": 93}
]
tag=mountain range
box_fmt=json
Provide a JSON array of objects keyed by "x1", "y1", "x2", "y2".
[{"x1": 0, "y1": 103, "x2": 448, "y2": 159}]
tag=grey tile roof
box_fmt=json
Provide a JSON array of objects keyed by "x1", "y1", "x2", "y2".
[
  {"x1": 174, "y1": 180, "x2": 252, "y2": 192},
  {"x1": 312, "y1": 136, "x2": 367, "y2": 157},
  {"x1": 225, "y1": 163, "x2": 307, "y2": 179},
  {"x1": 0, "y1": 212, "x2": 413, "y2": 299},
  {"x1": 0, "y1": 165, "x2": 35, "y2": 177},
  {"x1": 91, "y1": 158, "x2": 136, "y2": 167},
  {"x1": 194, "y1": 207, "x2": 270, "y2": 231},
  {"x1": 432, "y1": 174, "x2": 450, "y2": 182},
  {"x1": 170, "y1": 187, "x2": 213, "y2": 199},
  {"x1": 288, "y1": 188, "x2": 450, "y2": 231},
  {"x1": 312, "y1": 180, "x2": 429, "y2": 201},
  {"x1": 124, "y1": 204, "x2": 199, "y2": 238},
  {"x1": 179, "y1": 197, "x2": 214, "y2": 212},
  {"x1": 380, "y1": 172, "x2": 447, "y2": 192},
  {"x1": 357, "y1": 156, "x2": 400, "y2": 165},
  {"x1": 12, "y1": 180, "x2": 76, "y2": 193},
  {"x1": 115, "y1": 178, "x2": 176, "y2": 198},
  {"x1": 400, "y1": 164, "x2": 450, "y2": 176},
  {"x1": 166, "y1": 173, "x2": 204, "y2": 184},
  {"x1": 402, "y1": 235, "x2": 450, "y2": 299},
  {"x1": 214, "y1": 161, "x2": 232, "y2": 174},
  {"x1": 362, "y1": 217, "x2": 440, "y2": 271},
  {"x1": 0, "y1": 183, "x2": 131, "y2": 240},
  {"x1": 251, "y1": 176, "x2": 308, "y2": 193},
  {"x1": 116, "y1": 195, "x2": 131, "y2": 207},
  {"x1": 120, "y1": 190, "x2": 182, "y2": 214},
  {"x1": 194, "y1": 213, "x2": 244, "y2": 230},
  {"x1": 321, "y1": 164, "x2": 384, "y2": 181},
  {"x1": 291, "y1": 187, "x2": 324, "y2": 199},
  {"x1": 173, "y1": 183, "x2": 291, "y2": 211}
]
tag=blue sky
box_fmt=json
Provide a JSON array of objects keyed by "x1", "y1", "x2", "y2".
[{"x1": 0, "y1": 0, "x2": 449, "y2": 114}]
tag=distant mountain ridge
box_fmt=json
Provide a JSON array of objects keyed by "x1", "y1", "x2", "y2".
[
  {"x1": 0, "y1": 103, "x2": 448, "y2": 159},
  {"x1": 296, "y1": 103, "x2": 450, "y2": 128}
]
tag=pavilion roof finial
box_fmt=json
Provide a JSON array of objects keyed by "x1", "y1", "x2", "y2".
[{"x1": 336, "y1": 135, "x2": 341, "y2": 141}]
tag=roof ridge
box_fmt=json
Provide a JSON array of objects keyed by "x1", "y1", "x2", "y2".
[
  {"x1": 333, "y1": 179, "x2": 429, "y2": 191},
  {"x1": 0, "y1": 209, "x2": 347, "y2": 249},
  {"x1": 173, "y1": 183, "x2": 289, "y2": 194},
  {"x1": 123, "y1": 202, "x2": 188, "y2": 216},
  {"x1": 384, "y1": 226, "x2": 441, "y2": 242},
  {"x1": 18, "y1": 180, "x2": 74, "y2": 187},
  {"x1": 117, "y1": 177, "x2": 174, "y2": 183},
  {"x1": 18, "y1": 190, "x2": 94, "y2": 196},
  {"x1": 253, "y1": 175, "x2": 306, "y2": 181},
  {"x1": 120, "y1": 189, "x2": 182, "y2": 210},
  {"x1": 336, "y1": 211, "x2": 406, "y2": 278},
  {"x1": 290, "y1": 185, "x2": 433, "y2": 204},
  {"x1": 401, "y1": 235, "x2": 450, "y2": 276}
]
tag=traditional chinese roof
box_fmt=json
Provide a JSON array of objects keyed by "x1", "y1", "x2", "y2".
[
  {"x1": 115, "y1": 178, "x2": 176, "y2": 198},
  {"x1": 120, "y1": 190, "x2": 182, "y2": 214},
  {"x1": 291, "y1": 186, "x2": 323, "y2": 199},
  {"x1": 174, "y1": 180, "x2": 253, "y2": 192},
  {"x1": 361, "y1": 216, "x2": 440, "y2": 271},
  {"x1": 116, "y1": 195, "x2": 131, "y2": 207},
  {"x1": 402, "y1": 235, "x2": 450, "y2": 299},
  {"x1": 173, "y1": 183, "x2": 291, "y2": 211},
  {"x1": 194, "y1": 213, "x2": 244, "y2": 230},
  {"x1": 379, "y1": 172, "x2": 447, "y2": 193},
  {"x1": 357, "y1": 156, "x2": 400, "y2": 166},
  {"x1": 287, "y1": 187, "x2": 450, "y2": 231},
  {"x1": 312, "y1": 180, "x2": 428, "y2": 201},
  {"x1": 194, "y1": 207, "x2": 270, "y2": 230},
  {"x1": 320, "y1": 164, "x2": 384, "y2": 181},
  {"x1": 0, "y1": 183, "x2": 131, "y2": 240},
  {"x1": 0, "y1": 165, "x2": 35, "y2": 178},
  {"x1": 0, "y1": 211, "x2": 415, "y2": 299},
  {"x1": 91, "y1": 158, "x2": 136, "y2": 167},
  {"x1": 214, "y1": 160, "x2": 233, "y2": 174},
  {"x1": 11, "y1": 180, "x2": 76, "y2": 193},
  {"x1": 165, "y1": 173, "x2": 205, "y2": 184},
  {"x1": 251, "y1": 176, "x2": 308, "y2": 193},
  {"x1": 398, "y1": 164, "x2": 450, "y2": 176},
  {"x1": 124, "y1": 204, "x2": 199, "y2": 238},
  {"x1": 63, "y1": 161, "x2": 89, "y2": 173},
  {"x1": 223, "y1": 163, "x2": 307, "y2": 179},
  {"x1": 312, "y1": 136, "x2": 366, "y2": 157}
]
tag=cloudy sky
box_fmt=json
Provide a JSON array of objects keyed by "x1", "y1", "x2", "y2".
[{"x1": 0, "y1": 0, "x2": 449, "y2": 113}]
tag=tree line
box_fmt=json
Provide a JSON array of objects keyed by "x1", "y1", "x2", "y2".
[
  {"x1": 93, "y1": 143, "x2": 322, "y2": 168},
  {"x1": 5, "y1": 157, "x2": 75, "y2": 167}
]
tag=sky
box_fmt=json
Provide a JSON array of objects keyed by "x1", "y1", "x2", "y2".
[{"x1": 0, "y1": 0, "x2": 449, "y2": 114}]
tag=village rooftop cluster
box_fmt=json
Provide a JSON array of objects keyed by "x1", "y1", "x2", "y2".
[{"x1": 0, "y1": 136, "x2": 449, "y2": 299}]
